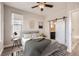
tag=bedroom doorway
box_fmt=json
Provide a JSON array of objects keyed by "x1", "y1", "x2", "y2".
[
  {"x1": 49, "y1": 21, "x2": 56, "y2": 40},
  {"x1": 49, "y1": 17, "x2": 66, "y2": 45},
  {"x1": 71, "y1": 9, "x2": 79, "y2": 51}
]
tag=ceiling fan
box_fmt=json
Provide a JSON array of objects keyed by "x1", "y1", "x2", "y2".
[{"x1": 32, "y1": 2, "x2": 53, "y2": 11}]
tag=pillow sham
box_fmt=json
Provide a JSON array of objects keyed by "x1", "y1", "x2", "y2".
[
  {"x1": 21, "y1": 37, "x2": 31, "y2": 50},
  {"x1": 23, "y1": 34, "x2": 31, "y2": 38}
]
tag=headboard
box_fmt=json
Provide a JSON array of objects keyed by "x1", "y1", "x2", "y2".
[
  {"x1": 22, "y1": 30, "x2": 39, "y2": 39},
  {"x1": 22, "y1": 31, "x2": 39, "y2": 34}
]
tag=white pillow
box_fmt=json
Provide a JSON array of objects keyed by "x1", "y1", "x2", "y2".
[
  {"x1": 21, "y1": 37, "x2": 30, "y2": 50},
  {"x1": 23, "y1": 34, "x2": 31, "y2": 38}
]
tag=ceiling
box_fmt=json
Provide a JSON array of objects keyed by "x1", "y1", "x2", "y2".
[
  {"x1": 4, "y1": 2, "x2": 79, "y2": 19},
  {"x1": 4, "y1": 2, "x2": 68, "y2": 16}
]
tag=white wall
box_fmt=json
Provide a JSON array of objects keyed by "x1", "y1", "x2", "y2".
[
  {"x1": 0, "y1": 3, "x2": 4, "y2": 55},
  {"x1": 4, "y1": 5, "x2": 45, "y2": 47},
  {"x1": 71, "y1": 10, "x2": 79, "y2": 50},
  {"x1": 44, "y1": 3, "x2": 79, "y2": 52}
]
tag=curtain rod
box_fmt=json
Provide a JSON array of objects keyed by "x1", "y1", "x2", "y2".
[{"x1": 48, "y1": 16, "x2": 67, "y2": 22}]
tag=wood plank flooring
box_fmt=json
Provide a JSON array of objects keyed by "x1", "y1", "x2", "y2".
[
  {"x1": 1, "y1": 45, "x2": 23, "y2": 56},
  {"x1": 1, "y1": 44, "x2": 79, "y2": 56}
]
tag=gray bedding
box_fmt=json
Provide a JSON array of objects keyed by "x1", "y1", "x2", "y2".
[
  {"x1": 23, "y1": 39, "x2": 69, "y2": 56},
  {"x1": 23, "y1": 39, "x2": 51, "y2": 56},
  {"x1": 41, "y1": 41, "x2": 69, "y2": 56}
]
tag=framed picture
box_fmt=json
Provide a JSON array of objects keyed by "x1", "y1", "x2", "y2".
[{"x1": 38, "y1": 21, "x2": 43, "y2": 29}]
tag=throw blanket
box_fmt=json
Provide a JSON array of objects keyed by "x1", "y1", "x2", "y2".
[
  {"x1": 41, "y1": 41, "x2": 69, "y2": 56},
  {"x1": 23, "y1": 39, "x2": 51, "y2": 56},
  {"x1": 23, "y1": 39, "x2": 69, "y2": 56}
]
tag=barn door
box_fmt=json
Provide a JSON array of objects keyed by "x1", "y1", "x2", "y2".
[{"x1": 56, "y1": 19, "x2": 66, "y2": 44}]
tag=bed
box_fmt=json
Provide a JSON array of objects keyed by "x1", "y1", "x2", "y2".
[
  {"x1": 21, "y1": 30, "x2": 39, "y2": 50},
  {"x1": 21, "y1": 31, "x2": 69, "y2": 56},
  {"x1": 22, "y1": 39, "x2": 69, "y2": 56}
]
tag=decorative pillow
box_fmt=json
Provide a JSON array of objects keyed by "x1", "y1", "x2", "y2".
[{"x1": 31, "y1": 33, "x2": 38, "y2": 39}]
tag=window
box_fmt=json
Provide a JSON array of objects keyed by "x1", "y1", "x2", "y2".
[{"x1": 11, "y1": 13, "x2": 23, "y2": 37}]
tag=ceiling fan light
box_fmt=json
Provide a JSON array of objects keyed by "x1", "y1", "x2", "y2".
[{"x1": 39, "y1": 4, "x2": 45, "y2": 8}]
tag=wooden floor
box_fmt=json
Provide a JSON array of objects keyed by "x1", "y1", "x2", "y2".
[
  {"x1": 1, "y1": 44, "x2": 79, "y2": 56},
  {"x1": 1, "y1": 45, "x2": 23, "y2": 56}
]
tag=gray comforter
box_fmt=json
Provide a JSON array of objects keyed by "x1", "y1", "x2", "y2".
[
  {"x1": 23, "y1": 39, "x2": 51, "y2": 56},
  {"x1": 23, "y1": 39, "x2": 69, "y2": 56}
]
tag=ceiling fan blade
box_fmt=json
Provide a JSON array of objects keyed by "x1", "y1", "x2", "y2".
[
  {"x1": 32, "y1": 5, "x2": 38, "y2": 8},
  {"x1": 37, "y1": 2, "x2": 40, "y2": 3},
  {"x1": 37, "y1": 2, "x2": 46, "y2": 3},
  {"x1": 44, "y1": 2, "x2": 46, "y2": 3},
  {"x1": 45, "y1": 4, "x2": 53, "y2": 8}
]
